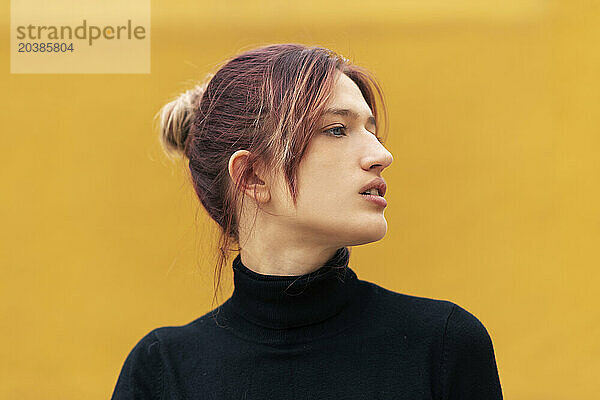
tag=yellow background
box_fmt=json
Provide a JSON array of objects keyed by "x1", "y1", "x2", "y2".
[{"x1": 2, "y1": 0, "x2": 599, "y2": 398}]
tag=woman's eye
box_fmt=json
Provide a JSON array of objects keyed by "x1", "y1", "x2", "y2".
[{"x1": 324, "y1": 126, "x2": 346, "y2": 137}]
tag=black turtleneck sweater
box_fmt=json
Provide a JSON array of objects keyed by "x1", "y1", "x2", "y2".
[{"x1": 111, "y1": 247, "x2": 503, "y2": 399}]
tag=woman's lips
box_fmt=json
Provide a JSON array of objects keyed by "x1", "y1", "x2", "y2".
[{"x1": 360, "y1": 193, "x2": 387, "y2": 208}]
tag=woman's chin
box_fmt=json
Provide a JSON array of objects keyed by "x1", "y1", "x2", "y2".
[{"x1": 345, "y1": 219, "x2": 387, "y2": 245}]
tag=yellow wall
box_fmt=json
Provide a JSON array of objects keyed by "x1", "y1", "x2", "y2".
[{"x1": 2, "y1": 1, "x2": 599, "y2": 398}]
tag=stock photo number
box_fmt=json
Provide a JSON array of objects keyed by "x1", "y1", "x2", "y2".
[{"x1": 18, "y1": 42, "x2": 75, "y2": 52}]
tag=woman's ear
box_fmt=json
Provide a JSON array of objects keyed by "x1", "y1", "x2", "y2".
[
  {"x1": 228, "y1": 150, "x2": 271, "y2": 204},
  {"x1": 249, "y1": 158, "x2": 273, "y2": 204},
  {"x1": 228, "y1": 150, "x2": 247, "y2": 189}
]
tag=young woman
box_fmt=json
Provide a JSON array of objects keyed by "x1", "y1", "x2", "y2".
[{"x1": 111, "y1": 43, "x2": 503, "y2": 399}]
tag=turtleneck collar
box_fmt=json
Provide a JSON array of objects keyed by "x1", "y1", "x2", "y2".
[{"x1": 214, "y1": 247, "x2": 366, "y2": 345}]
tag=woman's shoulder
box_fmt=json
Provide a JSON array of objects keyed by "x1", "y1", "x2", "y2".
[
  {"x1": 112, "y1": 310, "x2": 228, "y2": 399},
  {"x1": 358, "y1": 278, "x2": 453, "y2": 313},
  {"x1": 148, "y1": 307, "x2": 227, "y2": 344},
  {"x1": 356, "y1": 278, "x2": 490, "y2": 334}
]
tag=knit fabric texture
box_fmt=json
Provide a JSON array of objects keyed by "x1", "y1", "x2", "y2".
[{"x1": 111, "y1": 247, "x2": 503, "y2": 399}]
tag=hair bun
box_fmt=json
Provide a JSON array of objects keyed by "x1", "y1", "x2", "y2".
[{"x1": 157, "y1": 82, "x2": 207, "y2": 158}]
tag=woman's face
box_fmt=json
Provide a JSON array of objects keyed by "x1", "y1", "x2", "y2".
[{"x1": 267, "y1": 71, "x2": 394, "y2": 248}]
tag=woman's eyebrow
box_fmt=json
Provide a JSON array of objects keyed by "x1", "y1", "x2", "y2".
[{"x1": 324, "y1": 107, "x2": 376, "y2": 129}]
